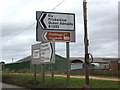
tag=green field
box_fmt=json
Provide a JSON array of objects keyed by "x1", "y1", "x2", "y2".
[{"x1": 2, "y1": 73, "x2": 120, "y2": 89}]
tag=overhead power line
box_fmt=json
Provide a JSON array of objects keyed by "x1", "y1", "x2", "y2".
[
  {"x1": 8, "y1": 0, "x2": 66, "y2": 41},
  {"x1": 16, "y1": 23, "x2": 35, "y2": 36},
  {"x1": 50, "y1": 0, "x2": 66, "y2": 11},
  {"x1": 8, "y1": 23, "x2": 35, "y2": 41}
]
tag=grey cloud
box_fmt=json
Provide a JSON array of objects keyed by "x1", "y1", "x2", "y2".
[{"x1": 1, "y1": 0, "x2": 118, "y2": 63}]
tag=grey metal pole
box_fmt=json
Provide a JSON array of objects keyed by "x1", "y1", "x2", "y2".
[
  {"x1": 66, "y1": 42, "x2": 70, "y2": 85},
  {"x1": 34, "y1": 64, "x2": 36, "y2": 85},
  {"x1": 51, "y1": 64, "x2": 54, "y2": 88},
  {"x1": 41, "y1": 64, "x2": 45, "y2": 87}
]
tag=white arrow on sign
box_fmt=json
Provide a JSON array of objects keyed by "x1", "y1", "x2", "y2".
[{"x1": 39, "y1": 12, "x2": 75, "y2": 30}]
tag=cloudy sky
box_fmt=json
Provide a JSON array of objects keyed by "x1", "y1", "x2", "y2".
[{"x1": 0, "y1": 0, "x2": 119, "y2": 63}]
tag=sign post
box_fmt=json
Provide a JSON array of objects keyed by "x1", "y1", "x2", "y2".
[
  {"x1": 31, "y1": 43, "x2": 41, "y2": 64},
  {"x1": 41, "y1": 64, "x2": 45, "y2": 87},
  {"x1": 66, "y1": 42, "x2": 70, "y2": 85},
  {"x1": 36, "y1": 11, "x2": 75, "y2": 42},
  {"x1": 39, "y1": 12, "x2": 74, "y2": 30},
  {"x1": 34, "y1": 64, "x2": 36, "y2": 85},
  {"x1": 31, "y1": 43, "x2": 41, "y2": 85},
  {"x1": 40, "y1": 40, "x2": 55, "y2": 64},
  {"x1": 36, "y1": 11, "x2": 75, "y2": 87},
  {"x1": 51, "y1": 64, "x2": 54, "y2": 88},
  {"x1": 43, "y1": 31, "x2": 71, "y2": 41},
  {"x1": 40, "y1": 40, "x2": 55, "y2": 87}
]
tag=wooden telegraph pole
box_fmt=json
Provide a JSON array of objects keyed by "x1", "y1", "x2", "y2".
[{"x1": 83, "y1": 0, "x2": 89, "y2": 85}]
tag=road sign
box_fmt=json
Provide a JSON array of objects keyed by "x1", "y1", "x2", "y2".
[
  {"x1": 43, "y1": 31, "x2": 70, "y2": 41},
  {"x1": 31, "y1": 43, "x2": 41, "y2": 64},
  {"x1": 39, "y1": 12, "x2": 75, "y2": 30},
  {"x1": 33, "y1": 49, "x2": 40, "y2": 59},
  {"x1": 36, "y1": 11, "x2": 75, "y2": 42},
  {"x1": 40, "y1": 40, "x2": 55, "y2": 64}
]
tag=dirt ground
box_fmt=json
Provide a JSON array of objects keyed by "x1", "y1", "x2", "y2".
[
  {"x1": 46, "y1": 74, "x2": 120, "y2": 81},
  {"x1": 2, "y1": 72, "x2": 119, "y2": 81}
]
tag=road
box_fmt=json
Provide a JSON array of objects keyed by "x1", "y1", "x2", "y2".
[{"x1": 1, "y1": 82, "x2": 29, "y2": 90}]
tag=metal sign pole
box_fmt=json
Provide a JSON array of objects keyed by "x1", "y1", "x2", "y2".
[
  {"x1": 34, "y1": 64, "x2": 36, "y2": 85},
  {"x1": 41, "y1": 64, "x2": 45, "y2": 87},
  {"x1": 51, "y1": 64, "x2": 54, "y2": 88},
  {"x1": 31, "y1": 43, "x2": 41, "y2": 85},
  {"x1": 66, "y1": 42, "x2": 70, "y2": 85}
]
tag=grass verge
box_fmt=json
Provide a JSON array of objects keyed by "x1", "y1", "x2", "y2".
[{"x1": 2, "y1": 72, "x2": 120, "y2": 89}]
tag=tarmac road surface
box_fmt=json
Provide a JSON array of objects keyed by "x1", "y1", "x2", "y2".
[{"x1": 1, "y1": 82, "x2": 29, "y2": 90}]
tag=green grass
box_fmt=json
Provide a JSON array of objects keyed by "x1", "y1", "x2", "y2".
[{"x1": 2, "y1": 72, "x2": 120, "y2": 89}]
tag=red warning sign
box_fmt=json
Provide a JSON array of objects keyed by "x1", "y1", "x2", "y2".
[{"x1": 41, "y1": 56, "x2": 44, "y2": 62}]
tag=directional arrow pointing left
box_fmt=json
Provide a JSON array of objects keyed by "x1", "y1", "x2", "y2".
[{"x1": 39, "y1": 13, "x2": 47, "y2": 29}]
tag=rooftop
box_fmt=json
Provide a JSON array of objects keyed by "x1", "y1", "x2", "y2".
[
  {"x1": 70, "y1": 57, "x2": 119, "y2": 63},
  {"x1": 16, "y1": 55, "x2": 120, "y2": 63}
]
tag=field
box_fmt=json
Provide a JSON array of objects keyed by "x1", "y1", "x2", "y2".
[{"x1": 2, "y1": 72, "x2": 120, "y2": 89}]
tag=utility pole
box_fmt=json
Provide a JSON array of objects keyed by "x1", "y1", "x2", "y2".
[{"x1": 83, "y1": 0, "x2": 89, "y2": 85}]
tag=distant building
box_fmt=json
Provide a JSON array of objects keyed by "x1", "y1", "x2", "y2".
[
  {"x1": 16, "y1": 56, "x2": 31, "y2": 62},
  {"x1": 70, "y1": 57, "x2": 119, "y2": 70},
  {"x1": 0, "y1": 61, "x2": 5, "y2": 71},
  {"x1": 2, "y1": 54, "x2": 68, "y2": 72},
  {"x1": 71, "y1": 59, "x2": 83, "y2": 70},
  {"x1": 0, "y1": 61, "x2": 5, "y2": 65},
  {"x1": 110, "y1": 60, "x2": 119, "y2": 73}
]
